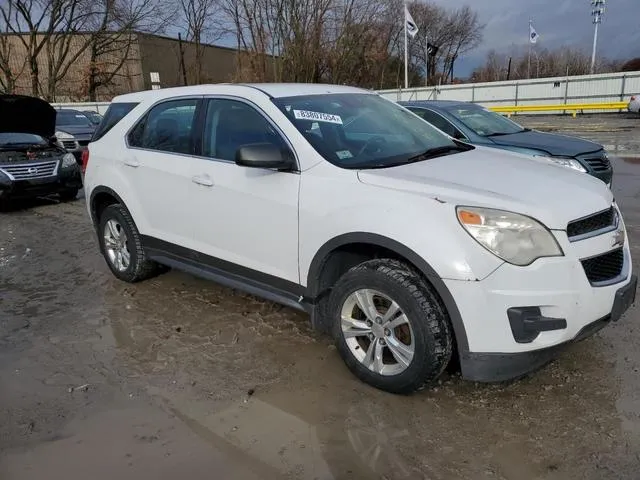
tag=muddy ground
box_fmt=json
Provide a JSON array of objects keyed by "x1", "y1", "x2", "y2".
[{"x1": 1, "y1": 114, "x2": 640, "y2": 480}]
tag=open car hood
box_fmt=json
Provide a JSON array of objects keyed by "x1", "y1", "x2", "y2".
[{"x1": 0, "y1": 95, "x2": 56, "y2": 138}]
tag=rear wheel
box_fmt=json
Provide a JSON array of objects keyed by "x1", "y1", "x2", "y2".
[
  {"x1": 98, "y1": 204, "x2": 161, "y2": 282},
  {"x1": 329, "y1": 259, "x2": 453, "y2": 394}
]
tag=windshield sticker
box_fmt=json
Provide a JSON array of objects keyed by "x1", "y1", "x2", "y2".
[
  {"x1": 293, "y1": 110, "x2": 343, "y2": 125},
  {"x1": 336, "y1": 150, "x2": 353, "y2": 159}
]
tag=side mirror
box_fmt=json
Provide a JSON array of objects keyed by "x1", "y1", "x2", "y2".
[{"x1": 235, "y1": 143, "x2": 294, "y2": 170}]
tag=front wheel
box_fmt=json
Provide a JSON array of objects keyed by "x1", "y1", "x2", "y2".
[{"x1": 329, "y1": 259, "x2": 453, "y2": 394}]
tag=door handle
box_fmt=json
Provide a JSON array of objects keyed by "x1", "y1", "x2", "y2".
[
  {"x1": 123, "y1": 157, "x2": 140, "y2": 168},
  {"x1": 192, "y1": 174, "x2": 214, "y2": 187}
]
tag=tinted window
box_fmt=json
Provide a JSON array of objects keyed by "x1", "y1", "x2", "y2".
[
  {"x1": 0, "y1": 133, "x2": 47, "y2": 146},
  {"x1": 92, "y1": 103, "x2": 137, "y2": 141},
  {"x1": 411, "y1": 108, "x2": 458, "y2": 137},
  {"x1": 203, "y1": 99, "x2": 288, "y2": 161},
  {"x1": 56, "y1": 110, "x2": 93, "y2": 127},
  {"x1": 273, "y1": 93, "x2": 462, "y2": 169},
  {"x1": 444, "y1": 105, "x2": 524, "y2": 136},
  {"x1": 129, "y1": 99, "x2": 198, "y2": 154}
]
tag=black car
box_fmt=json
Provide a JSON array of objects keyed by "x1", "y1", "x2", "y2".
[
  {"x1": 0, "y1": 95, "x2": 82, "y2": 205},
  {"x1": 400, "y1": 100, "x2": 613, "y2": 186},
  {"x1": 55, "y1": 108, "x2": 97, "y2": 162}
]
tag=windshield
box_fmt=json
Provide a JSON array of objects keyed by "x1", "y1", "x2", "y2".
[
  {"x1": 56, "y1": 110, "x2": 93, "y2": 127},
  {"x1": 273, "y1": 93, "x2": 466, "y2": 169},
  {"x1": 444, "y1": 105, "x2": 525, "y2": 136},
  {"x1": 0, "y1": 132, "x2": 47, "y2": 146}
]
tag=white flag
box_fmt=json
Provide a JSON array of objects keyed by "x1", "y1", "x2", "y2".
[
  {"x1": 529, "y1": 23, "x2": 539, "y2": 44},
  {"x1": 405, "y1": 5, "x2": 419, "y2": 38}
]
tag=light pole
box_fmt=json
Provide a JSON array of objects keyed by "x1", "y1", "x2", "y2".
[{"x1": 590, "y1": 0, "x2": 605, "y2": 74}]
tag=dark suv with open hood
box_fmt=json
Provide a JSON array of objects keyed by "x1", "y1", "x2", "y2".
[
  {"x1": 0, "y1": 95, "x2": 82, "y2": 205},
  {"x1": 400, "y1": 100, "x2": 613, "y2": 187}
]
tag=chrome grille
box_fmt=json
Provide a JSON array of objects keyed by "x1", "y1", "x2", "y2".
[
  {"x1": 0, "y1": 160, "x2": 59, "y2": 180},
  {"x1": 61, "y1": 140, "x2": 77, "y2": 149}
]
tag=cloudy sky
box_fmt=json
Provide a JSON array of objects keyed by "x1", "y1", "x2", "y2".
[{"x1": 430, "y1": 0, "x2": 640, "y2": 75}]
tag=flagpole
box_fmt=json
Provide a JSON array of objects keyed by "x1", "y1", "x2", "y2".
[
  {"x1": 528, "y1": 18, "x2": 532, "y2": 79},
  {"x1": 404, "y1": 2, "x2": 408, "y2": 89},
  {"x1": 425, "y1": 34, "x2": 429, "y2": 87}
]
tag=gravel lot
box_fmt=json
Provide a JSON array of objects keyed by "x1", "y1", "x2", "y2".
[{"x1": 1, "y1": 114, "x2": 640, "y2": 480}]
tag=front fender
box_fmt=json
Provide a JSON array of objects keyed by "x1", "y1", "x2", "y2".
[{"x1": 299, "y1": 171, "x2": 504, "y2": 287}]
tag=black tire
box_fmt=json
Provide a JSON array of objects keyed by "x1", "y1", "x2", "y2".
[
  {"x1": 329, "y1": 259, "x2": 453, "y2": 394},
  {"x1": 59, "y1": 188, "x2": 79, "y2": 201},
  {"x1": 98, "y1": 204, "x2": 161, "y2": 283}
]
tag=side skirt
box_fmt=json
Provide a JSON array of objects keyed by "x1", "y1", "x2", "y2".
[{"x1": 142, "y1": 236, "x2": 313, "y2": 314}]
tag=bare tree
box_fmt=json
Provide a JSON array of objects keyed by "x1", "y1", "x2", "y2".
[
  {"x1": 0, "y1": 0, "x2": 69, "y2": 96},
  {"x1": 0, "y1": 0, "x2": 24, "y2": 93},
  {"x1": 472, "y1": 46, "x2": 608, "y2": 82},
  {"x1": 178, "y1": 0, "x2": 224, "y2": 84},
  {"x1": 43, "y1": 0, "x2": 97, "y2": 100},
  {"x1": 85, "y1": 0, "x2": 168, "y2": 101}
]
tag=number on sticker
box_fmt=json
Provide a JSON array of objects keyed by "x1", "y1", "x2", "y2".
[{"x1": 293, "y1": 110, "x2": 343, "y2": 125}]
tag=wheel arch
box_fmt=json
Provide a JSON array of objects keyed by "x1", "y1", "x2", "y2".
[
  {"x1": 89, "y1": 186, "x2": 128, "y2": 227},
  {"x1": 306, "y1": 232, "x2": 469, "y2": 353}
]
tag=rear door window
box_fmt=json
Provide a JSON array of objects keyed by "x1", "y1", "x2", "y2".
[
  {"x1": 92, "y1": 102, "x2": 138, "y2": 141},
  {"x1": 128, "y1": 99, "x2": 198, "y2": 155}
]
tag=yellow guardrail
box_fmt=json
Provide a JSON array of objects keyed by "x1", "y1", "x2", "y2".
[{"x1": 489, "y1": 102, "x2": 628, "y2": 118}]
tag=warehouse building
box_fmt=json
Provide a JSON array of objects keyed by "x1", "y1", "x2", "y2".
[{"x1": 0, "y1": 32, "x2": 239, "y2": 101}]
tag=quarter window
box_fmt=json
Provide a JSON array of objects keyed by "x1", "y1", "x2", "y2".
[
  {"x1": 128, "y1": 99, "x2": 198, "y2": 154},
  {"x1": 202, "y1": 99, "x2": 288, "y2": 161}
]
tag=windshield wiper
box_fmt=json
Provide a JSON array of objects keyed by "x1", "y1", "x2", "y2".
[
  {"x1": 485, "y1": 128, "x2": 529, "y2": 137},
  {"x1": 484, "y1": 131, "x2": 512, "y2": 137},
  {"x1": 404, "y1": 144, "x2": 470, "y2": 164}
]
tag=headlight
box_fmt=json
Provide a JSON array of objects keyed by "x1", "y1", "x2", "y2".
[
  {"x1": 457, "y1": 206, "x2": 563, "y2": 266},
  {"x1": 55, "y1": 131, "x2": 74, "y2": 140},
  {"x1": 534, "y1": 155, "x2": 586, "y2": 173},
  {"x1": 61, "y1": 153, "x2": 77, "y2": 168}
]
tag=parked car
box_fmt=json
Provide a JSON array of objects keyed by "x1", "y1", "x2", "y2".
[
  {"x1": 400, "y1": 100, "x2": 613, "y2": 186},
  {"x1": 83, "y1": 111, "x2": 104, "y2": 126},
  {"x1": 628, "y1": 95, "x2": 640, "y2": 114},
  {"x1": 0, "y1": 95, "x2": 82, "y2": 205},
  {"x1": 83, "y1": 84, "x2": 636, "y2": 394},
  {"x1": 55, "y1": 108, "x2": 97, "y2": 162}
]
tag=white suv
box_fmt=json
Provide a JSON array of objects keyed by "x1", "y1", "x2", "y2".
[{"x1": 84, "y1": 84, "x2": 636, "y2": 393}]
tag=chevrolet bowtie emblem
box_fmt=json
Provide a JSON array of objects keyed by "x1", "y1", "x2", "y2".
[{"x1": 612, "y1": 229, "x2": 625, "y2": 248}]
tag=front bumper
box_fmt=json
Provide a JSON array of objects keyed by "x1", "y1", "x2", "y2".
[
  {"x1": 445, "y1": 227, "x2": 636, "y2": 382},
  {"x1": 459, "y1": 275, "x2": 636, "y2": 382},
  {"x1": 0, "y1": 167, "x2": 82, "y2": 200}
]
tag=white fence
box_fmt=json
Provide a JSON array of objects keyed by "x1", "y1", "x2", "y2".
[
  {"x1": 53, "y1": 70, "x2": 640, "y2": 115},
  {"x1": 52, "y1": 101, "x2": 111, "y2": 114},
  {"x1": 377, "y1": 70, "x2": 640, "y2": 113}
]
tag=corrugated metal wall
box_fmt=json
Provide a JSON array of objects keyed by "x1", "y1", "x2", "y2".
[{"x1": 377, "y1": 71, "x2": 640, "y2": 113}]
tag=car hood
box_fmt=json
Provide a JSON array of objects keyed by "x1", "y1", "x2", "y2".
[
  {"x1": 0, "y1": 95, "x2": 56, "y2": 138},
  {"x1": 488, "y1": 129, "x2": 602, "y2": 157},
  {"x1": 55, "y1": 125, "x2": 95, "y2": 137},
  {"x1": 357, "y1": 146, "x2": 613, "y2": 229}
]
